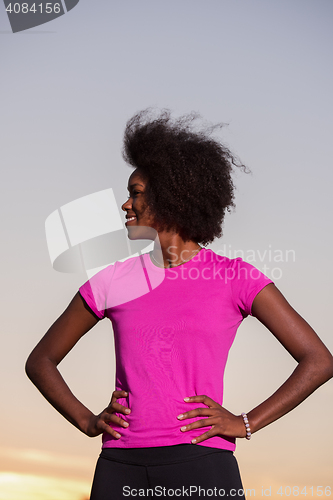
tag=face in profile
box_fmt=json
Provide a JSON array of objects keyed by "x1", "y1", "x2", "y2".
[{"x1": 122, "y1": 168, "x2": 158, "y2": 241}]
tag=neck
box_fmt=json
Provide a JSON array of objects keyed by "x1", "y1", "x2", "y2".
[{"x1": 151, "y1": 232, "x2": 202, "y2": 268}]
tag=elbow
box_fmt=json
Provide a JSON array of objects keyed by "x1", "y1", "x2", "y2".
[
  {"x1": 319, "y1": 349, "x2": 333, "y2": 378},
  {"x1": 323, "y1": 354, "x2": 333, "y2": 381},
  {"x1": 25, "y1": 348, "x2": 57, "y2": 385},
  {"x1": 25, "y1": 352, "x2": 36, "y2": 381},
  {"x1": 305, "y1": 351, "x2": 333, "y2": 385},
  {"x1": 25, "y1": 349, "x2": 45, "y2": 382}
]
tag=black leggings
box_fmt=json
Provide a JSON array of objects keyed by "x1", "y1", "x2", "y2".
[{"x1": 90, "y1": 444, "x2": 246, "y2": 499}]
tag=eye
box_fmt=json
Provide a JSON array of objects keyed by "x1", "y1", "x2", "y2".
[{"x1": 126, "y1": 191, "x2": 140, "y2": 199}]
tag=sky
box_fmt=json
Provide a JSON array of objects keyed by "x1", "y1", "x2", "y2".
[{"x1": 1, "y1": 0, "x2": 333, "y2": 498}]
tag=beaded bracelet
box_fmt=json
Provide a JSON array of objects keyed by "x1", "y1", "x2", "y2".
[{"x1": 241, "y1": 412, "x2": 251, "y2": 440}]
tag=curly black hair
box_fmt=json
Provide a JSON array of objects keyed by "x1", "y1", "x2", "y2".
[{"x1": 122, "y1": 108, "x2": 248, "y2": 246}]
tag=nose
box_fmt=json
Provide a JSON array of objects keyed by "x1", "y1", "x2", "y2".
[{"x1": 121, "y1": 196, "x2": 132, "y2": 212}]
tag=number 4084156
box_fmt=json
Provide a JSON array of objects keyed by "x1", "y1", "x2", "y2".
[
  {"x1": 5, "y1": 3, "x2": 61, "y2": 14},
  {"x1": 277, "y1": 486, "x2": 331, "y2": 496}
]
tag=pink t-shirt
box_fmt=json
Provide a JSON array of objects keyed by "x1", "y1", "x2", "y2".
[{"x1": 79, "y1": 248, "x2": 273, "y2": 451}]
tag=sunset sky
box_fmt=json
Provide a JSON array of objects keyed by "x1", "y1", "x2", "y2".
[{"x1": 1, "y1": 1, "x2": 333, "y2": 499}]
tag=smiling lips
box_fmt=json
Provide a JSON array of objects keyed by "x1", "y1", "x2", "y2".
[{"x1": 126, "y1": 216, "x2": 137, "y2": 223}]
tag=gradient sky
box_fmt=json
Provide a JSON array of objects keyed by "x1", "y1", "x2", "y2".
[{"x1": 1, "y1": 1, "x2": 333, "y2": 499}]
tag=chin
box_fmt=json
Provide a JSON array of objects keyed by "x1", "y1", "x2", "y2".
[{"x1": 126, "y1": 225, "x2": 158, "y2": 241}]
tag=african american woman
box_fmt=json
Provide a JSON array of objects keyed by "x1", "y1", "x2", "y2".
[{"x1": 26, "y1": 109, "x2": 333, "y2": 500}]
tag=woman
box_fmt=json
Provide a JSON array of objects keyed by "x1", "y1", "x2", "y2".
[{"x1": 26, "y1": 109, "x2": 333, "y2": 499}]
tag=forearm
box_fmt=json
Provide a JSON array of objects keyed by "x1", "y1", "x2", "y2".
[
  {"x1": 247, "y1": 354, "x2": 333, "y2": 434},
  {"x1": 25, "y1": 355, "x2": 93, "y2": 435}
]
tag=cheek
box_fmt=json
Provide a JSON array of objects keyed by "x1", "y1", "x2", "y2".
[{"x1": 139, "y1": 202, "x2": 150, "y2": 216}]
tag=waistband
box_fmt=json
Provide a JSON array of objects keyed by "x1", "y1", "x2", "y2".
[{"x1": 99, "y1": 444, "x2": 233, "y2": 466}]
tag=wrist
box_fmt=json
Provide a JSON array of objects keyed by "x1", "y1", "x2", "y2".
[
  {"x1": 240, "y1": 412, "x2": 252, "y2": 440},
  {"x1": 237, "y1": 415, "x2": 247, "y2": 438},
  {"x1": 76, "y1": 409, "x2": 96, "y2": 436}
]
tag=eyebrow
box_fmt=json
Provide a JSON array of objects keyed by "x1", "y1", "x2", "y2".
[{"x1": 127, "y1": 183, "x2": 144, "y2": 191}]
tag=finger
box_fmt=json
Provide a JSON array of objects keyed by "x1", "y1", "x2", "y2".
[
  {"x1": 103, "y1": 412, "x2": 130, "y2": 428},
  {"x1": 184, "y1": 395, "x2": 219, "y2": 407},
  {"x1": 191, "y1": 429, "x2": 215, "y2": 444},
  {"x1": 177, "y1": 408, "x2": 217, "y2": 420},
  {"x1": 110, "y1": 390, "x2": 128, "y2": 402},
  {"x1": 107, "y1": 401, "x2": 131, "y2": 415},
  {"x1": 180, "y1": 418, "x2": 215, "y2": 433},
  {"x1": 99, "y1": 421, "x2": 122, "y2": 439}
]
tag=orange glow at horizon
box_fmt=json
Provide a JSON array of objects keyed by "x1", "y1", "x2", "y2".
[{"x1": 0, "y1": 472, "x2": 90, "y2": 500}]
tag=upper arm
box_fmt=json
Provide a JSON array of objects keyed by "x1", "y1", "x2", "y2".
[
  {"x1": 251, "y1": 283, "x2": 333, "y2": 365},
  {"x1": 26, "y1": 292, "x2": 100, "y2": 368}
]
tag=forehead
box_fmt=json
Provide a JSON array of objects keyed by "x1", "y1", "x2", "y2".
[{"x1": 127, "y1": 169, "x2": 146, "y2": 190}]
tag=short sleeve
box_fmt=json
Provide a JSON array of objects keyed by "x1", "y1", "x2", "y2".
[
  {"x1": 230, "y1": 258, "x2": 274, "y2": 317},
  {"x1": 79, "y1": 265, "x2": 115, "y2": 320}
]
